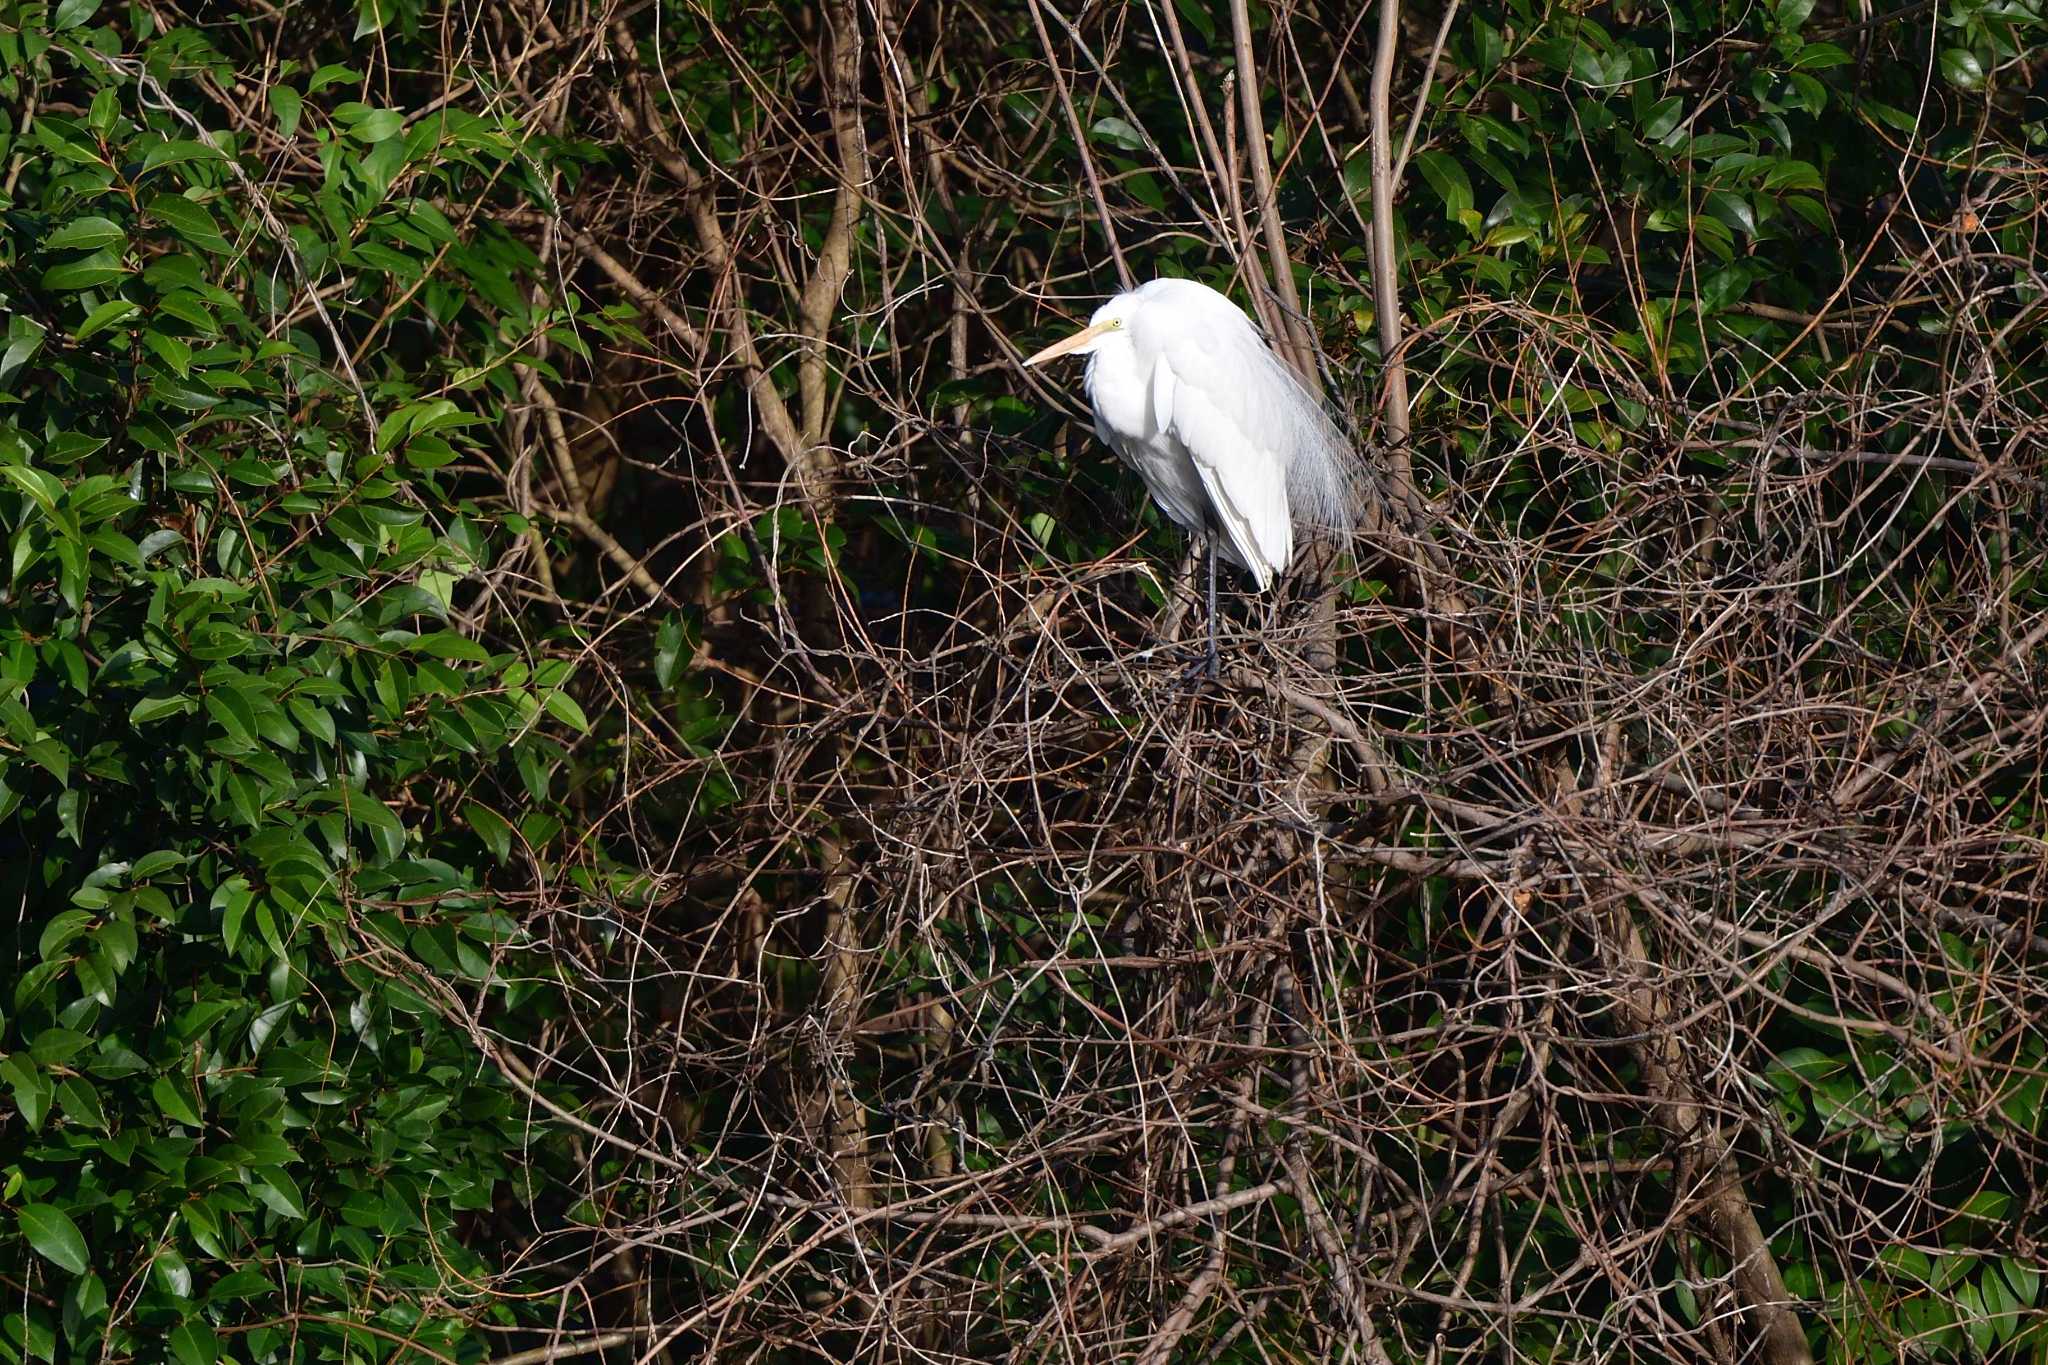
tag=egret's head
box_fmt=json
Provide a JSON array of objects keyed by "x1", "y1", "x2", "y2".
[{"x1": 1022, "y1": 294, "x2": 1136, "y2": 367}]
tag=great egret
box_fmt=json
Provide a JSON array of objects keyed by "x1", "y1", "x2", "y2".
[{"x1": 1023, "y1": 277, "x2": 1361, "y2": 678}]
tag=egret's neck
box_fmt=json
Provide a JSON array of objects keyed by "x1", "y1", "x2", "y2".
[{"x1": 1083, "y1": 337, "x2": 1151, "y2": 443}]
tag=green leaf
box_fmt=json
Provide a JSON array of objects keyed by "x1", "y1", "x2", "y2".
[
  {"x1": 1171, "y1": 0, "x2": 1216, "y2": 42},
  {"x1": 1472, "y1": 16, "x2": 1503, "y2": 68},
  {"x1": 4, "y1": 1055, "x2": 53, "y2": 1130},
  {"x1": 373, "y1": 404, "x2": 414, "y2": 453},
  {"x1": 1415, "y1": 150, "x2": 1474, "y2": 220},
  {"x1": 143, "y1": 332, "x2": 195, "y2": 384},
  {"x1": 402, "y1": 433, "x2": 458, "y2": 469},
  {"x1": 169, "y1": 1320, "x2": 218, "y2": 1365},
  {"x1": 156, "y1": 291, "x2": 219, "y2": 334},
  {"x1": 19, "y1": 1204, "x2": 89, "y2": 1274},
  {"x1": 56, "y1": 1077, "x2": 107, "y2": 1130},
  {"x1": 41, "y1": 250, "x2": 129, "y2": 291},
  {"x1": 131, "y1": 695, "x2": 197, "y2": 725},
  {"x1": 132, "y1": 849, "x2": 188, "y2": 879},
  {"x1": 152, "y1": 1074, "x2": 204, "y2": 1128},
  {"x1": 73, "y1": 298, "x2": 140, "y2": 341},
  {"x1": 204, "y1": 689, "x2": 255, "y2": 746},
  {"x1": 655, "y1": 616, "x2": 686, "y2": 690},
  {"x1": 30, "y1": 1028, "x2": 91, "y2": 1065},
  {"x1": 1774, "y1": 0, "x2": 1815, "y2": 29},
  {"x1": 542, "y1": 689, "x2": 590, "y2": 732},
  {"x1": 308, "y1": 63, "x2": 362, "y2": 92},
  {"x1": 1939, "y1": 48, "x2": 1983, "y2": 89},
  {"x1": 217, "y1": 877, "x2": 253, "y2": 954},
  {"x1": 465, "y1": 803, "x2": 514, "y2": 861},
  {"x1": 98, "y1": 917, "x2": 138, "y2": 973},
  {"x1": 1764, "y1": 160, "x2": 1824, "y2": 193},
  {"x1": 1772, "y1": 1046, "x2": 1843, "y2": 1081},
  {"x1": 74, "y1": 948, "x2": 112, "y2": 1003},
  {"x1": 351, "y1": 796, "x2": 409, "y2": 861},
  {"x1": 28, "y1": 737, "x2": 71, "y2": 787},
  {"x1": 349, "y1": 239, "x2": 419, "y2": 276},
  {"x1": 1641, "y1": 97, "x2": 1684, "y2": 140},
  {"x1": 350, "y1": 108, "x2": 406, "y2": 142},
  {"x1": 1790, "y1": 41, "x2": 1851, "y2": 69},
  {"x1": 140, "y1": 139, "x2": 224, "y2": 172},
  {"x1": 51, "y1": 0, "x2": 102, "y2": 28},
  {"x1": 207, "y1": 1267, "x2": 271, "y2": 1302},
  {"x1": 1878, "y1": 1244, "x2": 1933, "y2": 1282},
  {"x1": 147, "y1": 195, "x2": 231, "y2": 253},
  {"x1": 1961, "y1": 1191, "x2": 2011, "y2": 1220},
  {"x1": 1, "y1": 322, "x2": 45, "y2": 381},
  {"x1": 1089, "y1": 116, "x2": 1144, "y2": 151},
  {"x1": 154, "y1": 1249, "x2": 193, "y2": 1299},
  {"x1": 1958, "y1": 1280, "x2": 1995, "y2": 1356},
  {"x1": 40, "y1": 910, "x2": 93, "y2": 960},
  {"x1": 250, "y1": 1168, "x2": 306, "y2": 1220},
  {"x1": 1859, "y1": 97, "x2": 1918, "y2": 133},
  {"x1": 269, "y1": 85, "x2": 303, "y2": 139},
  {"x1": 409, "y1": 630, "x2": 491, "y2": 662},
  {"x1": 46, "y1": 216, "x2": 126, "y2": 252},
  {"x1": 1703, "y1": 189, "x2": 1756, "y2": 237},
  {"x1": 1983, "y1": 1271, "x2": 2015, "y2": 1341},
  {"x1": 288, "y1": 696, "x2": 336, "y2": 743}
]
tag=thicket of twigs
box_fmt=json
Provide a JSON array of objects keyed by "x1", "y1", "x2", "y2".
[
  {"x1": 7, "y1": 0, "x2": 2048, "y2": 1361},
  {"x1": 512, "y1": 0, "x2": 2048, "y2": 1359}
]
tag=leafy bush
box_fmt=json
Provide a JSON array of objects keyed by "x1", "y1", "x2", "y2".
[
  {"x1": 8, "y1": 0, "x2": 2048, "y2": 1361},
  {"x1": 1, "y1": 8, "x2": 584, "y2": 1360}
]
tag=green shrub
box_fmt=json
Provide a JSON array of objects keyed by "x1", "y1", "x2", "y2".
[{"x1": 0, "y1": 9, "x2": 580, "y2": 1360}]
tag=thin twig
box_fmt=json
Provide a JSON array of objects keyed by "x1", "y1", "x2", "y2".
[
  {"x1": 1392, "y1": 0, "x2": 1463, "y2": 184},
  {"x1": 1367, "y1": 0, "x2": 1415, "y2": 465},
  {"x1": 1228, "y1": 0, "x2": 1322, "y2": 392},
  {"x1": 1025, "y1": 0, "x2": 1133, "y2": 289}
]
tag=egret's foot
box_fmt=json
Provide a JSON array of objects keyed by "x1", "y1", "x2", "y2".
[{"x1": 1176, "y1": 642, "x2": 1221, "y2": 691}]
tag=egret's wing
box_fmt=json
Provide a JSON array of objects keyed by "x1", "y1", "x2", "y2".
[
  {"x1": 1151, "y1": 354, "x2": 1176, "y2": 431},
  {"x1": 1143, "y1": 319, "x2": 1294, "y2": 586},
  {"x1": 1133, "y1": 280, "x2": 1362, "y2": 543},
  {"x1": 1172, "y1": 379, "x2": 1291, "y2": 587}
]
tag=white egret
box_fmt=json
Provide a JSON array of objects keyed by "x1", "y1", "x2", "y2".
[{"x1": 1023, "y1": 276, "x2": 1362, "y2": 677}]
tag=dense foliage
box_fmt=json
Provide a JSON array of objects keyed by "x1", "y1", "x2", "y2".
[
  {"x1": 3, "y1": 0, "x2": 2047, "y2": 1361},
  {"x1": 0, "y1": 6, "x2": 593, "y2": 1360}
]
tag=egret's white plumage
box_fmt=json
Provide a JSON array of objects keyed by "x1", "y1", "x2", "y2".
[{"x1": 1024, "y1": 278, "x2": 1360, "y2": 594}]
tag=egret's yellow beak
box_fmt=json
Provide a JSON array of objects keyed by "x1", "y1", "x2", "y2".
[{"x1": 1023, "y1": 319, "x2": 1113, "y2": 367}]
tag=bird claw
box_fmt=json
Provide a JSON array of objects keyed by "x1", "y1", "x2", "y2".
[{"x1": 1175, "y1": 642, "x2": 1221, "y2": 692}]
